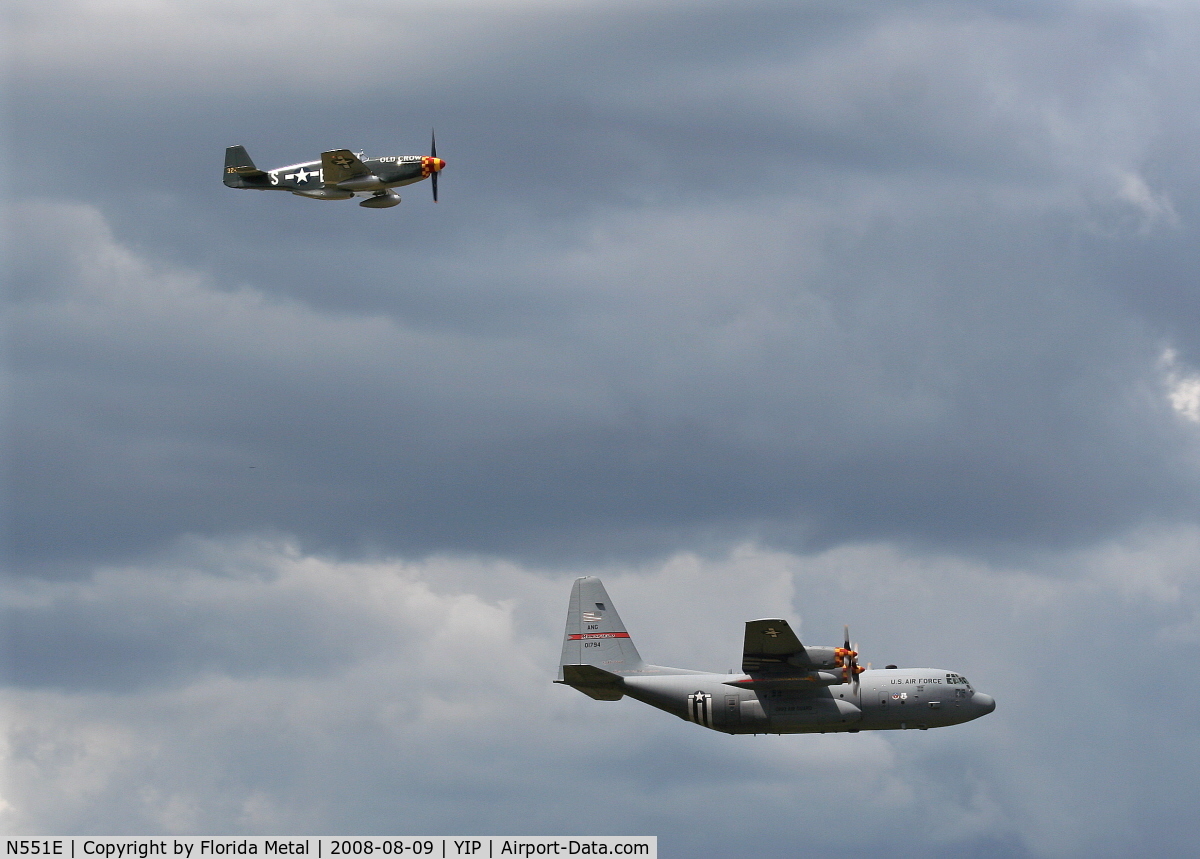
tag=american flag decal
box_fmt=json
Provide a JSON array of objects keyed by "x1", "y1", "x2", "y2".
[{"x1": 582, "y1": 611, "x2": 602, "y2": 622}]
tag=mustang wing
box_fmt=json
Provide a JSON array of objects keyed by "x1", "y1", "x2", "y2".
[{"x1": 320, "y1": 149, "x2": 372, "y2": 184}]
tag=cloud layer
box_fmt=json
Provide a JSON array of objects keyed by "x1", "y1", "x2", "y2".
[
  {"x1": 7, "y1": 1, "x2": 1200, "y2": 856},
  {"x1": 5, "y1": 537, "x2": 1199, "y2": 856}
]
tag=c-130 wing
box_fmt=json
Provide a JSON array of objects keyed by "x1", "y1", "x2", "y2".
[{"x1": 741, "y1": 618, "x2": 808, "y2": 674}]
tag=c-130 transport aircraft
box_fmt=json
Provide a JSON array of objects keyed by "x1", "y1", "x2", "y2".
[{"x1": 557, "y1": 577, "x2": 995, "y2": 734}]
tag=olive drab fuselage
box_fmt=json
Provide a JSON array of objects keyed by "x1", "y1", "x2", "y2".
[
  {"x1": 223, "y1": 142, "x2": 445, "y2": 208},
  {"x1": 225, "y1": 155, "x2": 434, "y2": 193}
]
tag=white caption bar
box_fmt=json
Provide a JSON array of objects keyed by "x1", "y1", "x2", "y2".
[{"x1": 5, "y1": 839, "x2": 656, "y2": 859}]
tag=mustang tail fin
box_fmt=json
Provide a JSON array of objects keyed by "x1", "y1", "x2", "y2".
[
  {"x1": 557, "y1": 577, "x2": 644, "y2": 699},
  {"x1": 224, "y1": 145, "x2": 267, "y2": 187}
]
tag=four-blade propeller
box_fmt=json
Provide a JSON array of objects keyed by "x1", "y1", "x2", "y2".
[{"x1": 835, "y1": 625, "x2": 864, "y2": 686}]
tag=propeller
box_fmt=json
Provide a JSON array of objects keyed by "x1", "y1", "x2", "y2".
[
  {"x1": 418, "y1": 129, "x2": 445, "y2": 201},
  {"x1": 835, "y1": 625, "x2": 864, "y2": 686},
  {"x1": 430, "y1": 129, "x2": 439, "y2": 202}
]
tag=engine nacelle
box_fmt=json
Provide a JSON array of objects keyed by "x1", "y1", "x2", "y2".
[
  {"x1": 789, "y1": 646, "x2": 839, "y2": 670},
  {"x1": 723, "y1": 669, "x2": 843, "y2": 691},
  {"x1": 808, "y1": 670, "x2": 844, "y2": 686}
]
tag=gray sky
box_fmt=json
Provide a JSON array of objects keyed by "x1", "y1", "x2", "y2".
[{"x1": 5, "y1": 1, "x2": 1200, "y2": 855}]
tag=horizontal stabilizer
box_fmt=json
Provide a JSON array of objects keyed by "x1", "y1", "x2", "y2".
[{"x1": 559, "y1": 664, "x2": 624, "y2": 700}]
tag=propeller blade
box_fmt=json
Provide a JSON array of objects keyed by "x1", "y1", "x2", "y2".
[
  {"x1": 431, "y1": 129, "x2": 439, "y2": 202},
  {"x1": 837, "y1": 625, "x2": 863, "y2": 685}
]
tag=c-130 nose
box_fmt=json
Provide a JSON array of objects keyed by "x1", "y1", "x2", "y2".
[{"x1": 972, "y1": 692, "x2": 996, "y2": 715}]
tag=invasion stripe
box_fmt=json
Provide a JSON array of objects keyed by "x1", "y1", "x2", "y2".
[{"x1": 568, "y1": 632, "x2": 631, "y2": 640}]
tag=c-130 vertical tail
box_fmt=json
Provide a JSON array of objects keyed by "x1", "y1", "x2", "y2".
[{"x1": 556, "y1": 577, "x2": 645, "y2": 700}]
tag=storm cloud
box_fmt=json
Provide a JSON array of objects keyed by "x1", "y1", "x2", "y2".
[{"x1": 6, "y1": 1, "x2": 1200, "y2": 856}]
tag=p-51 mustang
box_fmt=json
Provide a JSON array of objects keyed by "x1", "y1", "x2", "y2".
[
  {"x1": 223, "y1": 134, "x2": 445, "y2": 208},
  {"x1": 557, "y1": 577, "x2": 995, "y2": 734}
]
